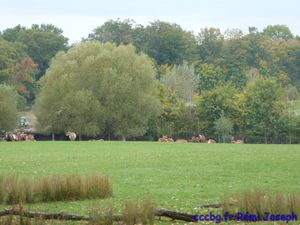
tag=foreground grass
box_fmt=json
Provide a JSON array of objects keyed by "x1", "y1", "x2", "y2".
[{"x1": 0, "y1": 141, "x2": 299, "y2": 224}]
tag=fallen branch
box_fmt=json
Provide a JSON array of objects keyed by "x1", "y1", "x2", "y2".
[
  {"x1": 0, "y1": 208, "x2": 196, "y2": 223},
  {"x1": 0, "y1": 208, "x2": 90, "y2": 221},
  {"x1": 199, "y1": 202, "x2": 237, "y2": 208},
  {"x1": 154, "y1": 208, "x2": 195, "y2": 222}
]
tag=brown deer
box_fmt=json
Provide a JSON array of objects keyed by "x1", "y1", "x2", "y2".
[
  {"x1": 207, "y1": 139, "x2": 217, "y2": 144},
  {"x1": 158, "y1": 136, "x2": 174, "y2": 142},
  {"x1": 25, "y1": 134, "x2": 35, "y2": 141},
  {"x1": 66, "y1": 131, "x2": 77, "y2": 141},
  {"x1": 199, "y1": 134, "x2": 208, "y2": 143},
  {"x1": 231, "y1": 137, "x2": 244, "y2": 144}
]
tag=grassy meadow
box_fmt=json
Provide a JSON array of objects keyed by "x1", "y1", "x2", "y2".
[{"x1": 0, "y1": 141, "x2": 299, "y2": 224}]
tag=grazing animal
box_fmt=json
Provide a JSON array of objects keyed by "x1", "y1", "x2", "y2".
[
  {"x1": 207, "y1": 139, "x2": 217, "y2": 144},
  {"x1": 187, "y1": 137, "x2": 198, "y2": 143},
  {"x1": 232, "y1": 139, "x2": 244, "y2": 144},
  {"x1": 199, "y1": 134, "x2": 208, "y2": 143},
  {"x1": 66, "y1": 131, "x2": 76, "y2": 141},
  {"x1": 5, "y1": 133, "x2": 18, "y2": 141},
  {"x1": 158, "y1": 136, "x2": 174, "y2": 142},
  {"x1": 25, "y1": 134, "x2": 35, "y2": 141},
  {"x1": 18, "y1": 132, "x2": 27, "y2": 141},
  {"x1": 158, "y1": 136, "x2": 168, "y2": 142},
  {"x1": 175, "y1": 139, "x2": 187, "y2": 143},
  {"x1": 231, "y1": 137, "x2": 244, "y2": 144},
  {"x1": 167, "y1": 138, "x2": 174, "y2": 142}
]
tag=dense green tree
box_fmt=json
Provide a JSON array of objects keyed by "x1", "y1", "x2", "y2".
[
  {"x1": 243, "y1": 29, "x2": 268, "y2": 68},
  {"x1": 220, "y1": 37, "x2": 249, "y2": 89},
  {"x1": 195, "y1": 85, "x2": 239, "y2": 137},
  {"x1": 0, "y1": 25, "x2": 25, "y2": 42},
  {"x1": 174, "y1": 101, "x2": 199, "y2": 137},
  {"x1": 263, "y1": 25, "x2": 294, "y2": 40},
  {"x1": 243, "y1": 77, "x2": 288, "y2": 143},
  {"x1": 224, "y1": 28, "x2": 244, "y2": 40},
  {"x1": 195, "y1": 63, "x2": 225, "y2": 93},
  {"x1": 2, "y1": 24, "x2": 68, "y2": 79},
  {"x1": 59, "y1": 90, "x2": 103, "y2": 140},
  {"x1": 0, "y1": 38, "x2": 37, "y2": 105},
  {"x1": 0, "y1": 38, "x2": 26, "y2": 83},
  {"x1": 152, "y1": 84, "x2": 179, "y2": 137},
  {"x1": 140, "y1": 21, "x2": 198, "y2": 65},
  {"x1": 214, "y1": 112, "x2": 233, "y2": 143},
  {"x1": 35, "y1": 42, "x2": 160, "y2": 139},
  {"x1": 89, "y1": 20, "x2": 198, "y2": 66},
  {"x1": 274, "y1": 39, "x2": 300, "y2": 89},
  {"x1": 88, "y1": 19, "x2": 135, "y2": 45},
  {"x1": 197, "y1": 27, "x2": 224, "y2": 63},
  {"x1": 0, "y1": 84, "x2": 17, "y2": 131},
  {"x1": 10, "y1": 57, "x2": 38, "y2": 103},
  {"x1": 149, "y1": 83, "x2": 198, "y2": 138}
]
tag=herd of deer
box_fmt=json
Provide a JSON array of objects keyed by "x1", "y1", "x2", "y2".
[
  {"x1": 2, "y1": 131, "x2": 77, "y2": 141},
  {"x1": 2, "y1": 130, "x2": 244, "y2": 143},
  {"x1": 3, "y1": 132, "x2": 35, "y2": 141},
  {"x1": 158, "y1": 135, "x2": 244, "y2": 144}
]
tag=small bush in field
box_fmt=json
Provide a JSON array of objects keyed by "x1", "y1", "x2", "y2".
[
  {"x1": 289, "y1": 194, "x2": 300, "y2": 214},
  {"x1": 224, "y1": 191, "x2": 300, "y2": 218},
  {"x1": 0, "y1": 174, "x2": 112, "y2": 204},
  {"x1": 89, "y1": 204, "x2": 114, "y2": 225},
  {"x1": 122, "y1": 200, "x2": 155, "y2": 225},
  {"x1": 3, "y1": 175, "x2": 21, "y2": 204},
  {"x1": 21, "y1": 177, "x2": 35, "y2": 203},
  {"x1": 84, "y1": 175, "x2": 112, "y2": 199},
  {"x1": 239, "y1": 191, "x2": 270, "y2": 214}
]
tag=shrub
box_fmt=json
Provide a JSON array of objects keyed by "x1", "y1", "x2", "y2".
[
  {"x1": 224, "y1": 191, "x2": 300, "y2": 218},
  {"x1": 89, "y1": 204, "x2": 114, "y2": 225},
  {"x1": 0, "y1": 174, "x2": 112, "y2": 204},
  {"x1": 122, "y1": 200, "x2": 155, "y2": 225}
]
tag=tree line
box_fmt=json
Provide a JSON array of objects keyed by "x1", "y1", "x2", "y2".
[{"x1": 0, "y1": 20, "x2": 299, "y2": 143}]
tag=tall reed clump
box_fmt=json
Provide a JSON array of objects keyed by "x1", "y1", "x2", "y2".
[
  {"x1": 223, "y1": 191, "x2": 300, "y2": 217},
  {"x1": 83, "y1": 175, "x2": 112, "y2": 199},
  {"x1": 0, "y1": 174, "x2": 112, "y2": 204},
  {"x1": 89, "y1": 204, "x2": 114, "y2": 225},
  {"x1": 88, "y1": 199, "x2": 155, "y2": 225},
  {"x1": 122, "y1": 200, "x2": 155, "y2": 225}
]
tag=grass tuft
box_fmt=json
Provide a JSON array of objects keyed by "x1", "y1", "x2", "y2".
[
  {"x1": 239, "y1": 190, "x2": 269, "y2": 214},
  {"x1": 224, "y1": 191, "x2": 300, "y2": 218},
  {"x1": 88, "y1": 203, "x2": 114, "y2": 225},
  {"x1": 122, "y1": 199, "x2": 155, "y2": 225},
  {"x1": 0, "y1": 174, "x2": 112, "y2": 204}
]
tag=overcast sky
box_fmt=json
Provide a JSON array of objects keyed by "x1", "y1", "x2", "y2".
[{"x1": 1, "y1": 0, "x2": 299, "y2": 44}]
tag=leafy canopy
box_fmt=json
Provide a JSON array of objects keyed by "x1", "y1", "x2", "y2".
[{"x1": 35, "y1": 42, "x2": 161, "y2": 138}]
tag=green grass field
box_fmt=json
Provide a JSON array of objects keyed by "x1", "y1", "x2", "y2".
[{"x1": 0, "y1": 141, "x2": 299, "y2": 224}]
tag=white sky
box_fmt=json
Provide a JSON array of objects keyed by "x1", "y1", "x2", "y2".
[{"x1": 0, "y1": 0, "x2": 299, "y2": 44}]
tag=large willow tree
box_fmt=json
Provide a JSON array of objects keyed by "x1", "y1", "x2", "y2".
[{"x1": 35, "y1": 42, "x2": 161, "y2": 140}]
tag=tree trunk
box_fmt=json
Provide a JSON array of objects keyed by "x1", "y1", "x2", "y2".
[
  {"x1": 0, "y1": 208, "x2": 195, "y2": 223},
  {"x1": 121, "y1": 135, "x2": 126, "y2": 141},
  {"x1": 52, "y1": 133, "x2": 55, "y2": 141},
  {"x1": 264, "y1": 133, "x2": 267, "y2": 144},
  {"x1": 79, "y1": 135, "x2": 82, "y2": 141}
]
